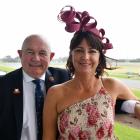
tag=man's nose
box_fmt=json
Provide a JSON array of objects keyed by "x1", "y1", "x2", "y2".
[{"x1": 33, "y1": 53, "x2": 40, "y2": 60}]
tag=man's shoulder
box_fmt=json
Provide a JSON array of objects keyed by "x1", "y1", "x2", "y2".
[
  {"x1": 0, "y1": 68, "x2": 22, "y2": 80},
  {"x1": 48, "y1": 67, "x2": 71, "y2": 80},
  {"x1": 48, "y1": 67, "x2": 68, "y2": 73}
]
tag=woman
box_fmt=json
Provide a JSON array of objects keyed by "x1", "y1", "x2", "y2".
[{"x1": 43, "y1": 6, "x2": 137, "y2": 140}]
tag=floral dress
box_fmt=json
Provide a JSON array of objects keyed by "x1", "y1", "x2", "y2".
[{"x1": 57, "y1": 87, "x2": 118, "y2": 140}]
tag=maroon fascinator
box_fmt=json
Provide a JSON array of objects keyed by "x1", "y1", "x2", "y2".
[{"x1": 58, "y1": 5, "x2": 113, "y2": 53}]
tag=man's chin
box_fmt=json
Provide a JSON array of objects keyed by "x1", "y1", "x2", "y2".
[{"x1": 30, "y1": 71, "x2": 43, "y2": 78}]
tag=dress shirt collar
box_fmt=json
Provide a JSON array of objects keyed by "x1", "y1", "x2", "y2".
[{"x1": 22, "y1": 70, "x2": 46, "y2": 82}]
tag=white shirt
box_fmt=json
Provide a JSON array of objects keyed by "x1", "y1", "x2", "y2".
[{"x1": 21, "y1": 70, "x2": 45, "y2": 140}]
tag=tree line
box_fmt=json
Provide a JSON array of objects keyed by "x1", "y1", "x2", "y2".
[{"x1": 0, "y1": 55, "x2": 140, "y2": 63}]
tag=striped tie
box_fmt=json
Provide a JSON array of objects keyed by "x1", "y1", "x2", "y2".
[{"x1": 32, "y1": 79, "x2": 44, "y2": 140}]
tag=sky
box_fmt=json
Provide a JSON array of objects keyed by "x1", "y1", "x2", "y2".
[{"x1": 0, "y1": 0, "x2": 140, "y2": 59}]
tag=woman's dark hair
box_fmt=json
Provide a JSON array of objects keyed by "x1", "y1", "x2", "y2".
[{"x1": 66, "y1": 31, "x2": 110, "y2": 78}]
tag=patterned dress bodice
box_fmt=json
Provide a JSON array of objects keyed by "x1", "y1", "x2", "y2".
[{"x1": 57, "y1": 87, "x2": 118, "y2": 140}]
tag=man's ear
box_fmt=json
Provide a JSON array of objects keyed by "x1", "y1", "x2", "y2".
[
  {"x1": 50, "y1": 52, "x2": 55, "y2": 60},
  {"x1": 17, "y1": 50, "x2": 22, "y2": 58}
]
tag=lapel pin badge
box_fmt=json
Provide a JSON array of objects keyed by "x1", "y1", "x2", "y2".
[
  {"x1": 13, "y1": 88, "x2": 20, "y2": 95},
  {"x1": 49, "y1": 76, "x2": 55, "y2": 82}
]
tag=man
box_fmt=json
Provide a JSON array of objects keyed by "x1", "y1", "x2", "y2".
[{"x1": 0, "y1": 34, "x2": 70, "y2": 140}]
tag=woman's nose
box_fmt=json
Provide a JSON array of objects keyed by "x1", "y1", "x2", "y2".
[{"x1": 82, "y1": 50, "x2": 89, "y2": 59}]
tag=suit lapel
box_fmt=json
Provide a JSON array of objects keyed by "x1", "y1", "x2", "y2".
[
  {"x1": 12, "y1": 69, "x2": 23, "y2": 139},
  {"x1": 45, "y1": 70, "x2": 55, "y2": 93}
]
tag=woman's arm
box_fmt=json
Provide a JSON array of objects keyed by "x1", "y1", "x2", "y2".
[
  {"x1": 43, "y1": 87, "x2": 58, "y2": 140},
  {"x1": 103, "y1": 78, "x2": 138, "y2": 100},
  {"x1": 114, "y1": 79, "x2": 138, "y2": 100}
]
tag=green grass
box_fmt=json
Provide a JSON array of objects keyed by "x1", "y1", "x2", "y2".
[
  {"x1": 0, "y1": 64, "x2": 15, "y2": 73},
  {"x1": 115, "y1": 89, "x2": 140, "y2": 140},
  {"x1": 115, "y1": 122, "x2": 140, "y2": 140},
  {"x1": 107, "y1": 64, "x2": 140, "y2": 80},
  {"x1": 132, "y1": 88, "x2": 140, "y2": 98},
  {"x1": 108, "y1": 72, "x2": 140, "y2": 80}
]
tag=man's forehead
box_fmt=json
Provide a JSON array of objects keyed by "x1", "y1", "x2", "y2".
[
  {"x1": 27, "y1": 37, "x2": 47, "y2": 46},
  {"x1": 22, "y1": 35, "x2": 51, "y2": 51},
  {"x1": 24, "y1": 45, "x2": 50, "y2": 52}
]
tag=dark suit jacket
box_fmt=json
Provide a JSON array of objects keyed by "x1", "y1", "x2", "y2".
[
  {"x1": 115, "y1": 99, "x2": 127, "y2": 114},
  {"x1": 0, "y1": 67, "x2": 70, "y2": 140}
]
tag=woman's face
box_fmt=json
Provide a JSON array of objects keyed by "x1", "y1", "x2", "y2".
[{"x1": 71, "y1": 39, "x2": 100, "y2": 75}]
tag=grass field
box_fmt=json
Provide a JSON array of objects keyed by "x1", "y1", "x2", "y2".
[
  {"x1": 0, "y1": 64, "x2": 15, "y2": 72},
  {"x1": 132, "y1": 88, "x2": 140, "y2": 98},
  {"x1": 107, "y1": 62, "x2": 140, "y2": 80},
  {"x1": 115, "y1": 88, "x2": 140, "y2": 140},
  {"x1": 115, "y1": 122, "x2": 140, "y2": 140}
]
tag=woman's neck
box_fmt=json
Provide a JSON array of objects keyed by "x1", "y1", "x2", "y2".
[{"x1": 73, "y1": 73, "x2": 100, "y2": 91}]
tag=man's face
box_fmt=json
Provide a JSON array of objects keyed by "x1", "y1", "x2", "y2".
[{"x1": 18, "y1": 37, "x2": 54, "y2": 78}]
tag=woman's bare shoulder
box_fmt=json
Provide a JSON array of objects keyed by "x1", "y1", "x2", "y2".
[
  {"x1": 101, "y1": 77, "x2": 136, "y2": 100},
  {"x1": 47, "y1": 80, "x2": 72, "y2": 99},
  {"x1": 101, "y1": 77, "x2": 127, "y2": 94},
  {"x1": 102, "y1": 77, "x2": 118, "y2": 87},
  {"x1": 102, "y1": 77, "x2": 124, "y2": 88}
]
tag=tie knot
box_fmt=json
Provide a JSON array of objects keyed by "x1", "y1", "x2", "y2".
[{"x1": 32, "y1": 79, "x2": 41, "y2": 85}]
